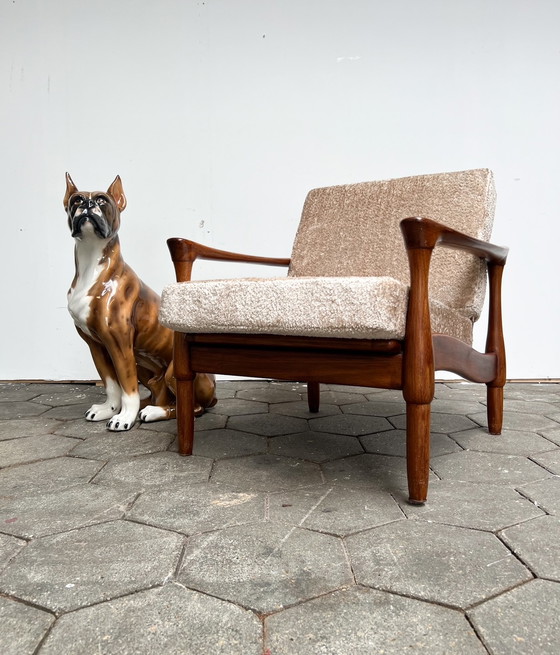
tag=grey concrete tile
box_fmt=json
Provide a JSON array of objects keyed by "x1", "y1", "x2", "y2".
[
  {"x1": 69, "y1": 429, "x2": 173, "y2": 460},
  {"x1": 469, "y1": 410, "x2": 560, "y2": 432},
  {"x1": 211, "y1": 398, "x2": 268, "y2": 417},
  {"x1": 452, "y1": 427, "x2": 557, "y2": 455},
  {"x1": 504, "y1": 383, "x2": 560, "y2": 401},
  {"x1": 539, "y1": 426, "x2": 560, "y2": 446},
  {"x1": 228, "y1": 413, "x2": 307, "y2": 437},
  {"x1": 390, "y1": 412, "x2": 478, "y2": 433},
  {"x1": 546, "y1": 411, "x2": 560, "y2": 423},
  {"x1": 41, "y1": 403, "x2": 92, "y2": 420},
  {"x1": 0, "y1": 596, "x2": 55, "y2": 655},
  {"x1": 128, "y1": 485, "x2": 264, "y2": 535},
  {"x1": 0, "y1": 435, "x2": 79, "y2": 468},
  {"x1": 269, "y1": 431, "x2": 363, "y2": 462},
  {"x1": 503, "y1": 399, "x2": 560, "y2": 415},
  {"x1": 501, "y1": 515, "x2": 560, "y2": 580},
  {"x1": 518, "y1": 477, "x2": 560, "y2": 515},
  {"x1": 360, "y1": 429, "x2": 462, "y2": 458},
  {"x1": 190, "y1": 428, "x2": 267, "y2": 458},
  {"x1": 265, "y1": 586, "x2": 487, "y2": 655},
  {"x1": 310, "y1": 414, "x2": 392, "y2": 436},
  {"x1": 322, "y1": 454, "x2": 426, "y2": 497},
  {"x1": 92, "y1": 452, "x2": 212, "y2": 491},
  {"x1": 364, "y1": 389, "x2": 411, "y2": 402},
  {"x1": 236, "y1": 387, "x2": 302, "y2": 403},
  {"x1": 0, "y1": 520, "x2": 184, "y2": 613},
  {"x1": 39, "y1": 584, "x2": 262, "y2": 655},
  {"x1": 532, "y1": 449, "x2": 560, "y2": 474},
  {"x1": 435, "y1": 383, "x2": 487, "y2": 400},
  {"x1": 0, "y1": 401, "x2": 50, "y2": 420},
  {"x1": 401, "y1": 481, "x2": 544, "y2": 531},
  {"x1": 194, "y1": 411, "x2": 228, "y2": 431},
  {"x1": 0, "y1": 384, "x2": 42, "y2": 402},
  {"x1": 327, "y1": 384, "x2": 382, "y2": 394},
  {"x1": 53, "y1": 418, "x2": 112, "y2": 439},
  {"x1": 178, "y1": 523, "x2": 353, "y2": 613},
  {"x1": 316, "y1": 390, "x2": 368, "y2": 405},
  {"x1": 0, "y1": 533, "x2": 26, "y2": 572},
  {"x1": 220, "y1": 380, "x2": 269, "y2": 391},
  {"x1": 211, "y1": 455, "x2": 322, "y2": 492},
  {"x1": 0, "y1": 484, "x2": 135, "y2": 539},
  {"x1": 30, "y1": 387, "x2": 104, "y2": 407},
  {"x1": 346, "y1": 521, "x2": 532, "y2": 609},
  {"x1": 270, "y1": 401, "x2": 341, "y2": 419},
  {"x1": 18, "y1": 383, "x2": 99, "y2": 396},
  {"x1": 431, "y1": 451, "x2": 551, "y2": 486},
  {"x1": 0, "y1": 417, "x2": 61, "y2": 441},
  {"x1": 341, "y1": 400, "x2": 405, "y2": 417},
  {"x1": 469, "y1": 579, "x2": 560, "y2": 655},
  {"x1": 267, "y1": 485, "x2": 404, "y2": 536},
  {"x1": 0, "y1": 457, "x2": 103, "y2": 499}
]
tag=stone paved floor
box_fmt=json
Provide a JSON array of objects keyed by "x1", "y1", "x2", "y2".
[{"x1": 1, "y1": 380, "x2": 560, "y2": 654}]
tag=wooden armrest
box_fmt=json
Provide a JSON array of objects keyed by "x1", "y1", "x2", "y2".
[
  {"x1": 400, "y1": 217, "x2": 508, "y2": 265},
  {"x1": 167, "y1": 237, "x2": 290, "y2": 282}
]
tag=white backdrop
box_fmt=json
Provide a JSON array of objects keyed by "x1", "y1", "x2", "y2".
[{"x1": 1, "y1": 0, "x2": 558, "y2": 381}]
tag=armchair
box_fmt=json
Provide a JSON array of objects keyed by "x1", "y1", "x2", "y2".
[{"x1": 160, "y1": 169, "x2": 508, "y2": 504}]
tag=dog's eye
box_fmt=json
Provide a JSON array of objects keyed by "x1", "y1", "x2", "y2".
[
  {"x1": 96, "y1": 196, "x2": 107, "y2": 205},
  {"x1": 71, "y1": 195, "x2": 85, "y2": 207}
]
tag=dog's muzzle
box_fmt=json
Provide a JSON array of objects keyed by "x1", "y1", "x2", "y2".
[{"x1": 71, "y1": 212, "x2": 111, "y2": 239}]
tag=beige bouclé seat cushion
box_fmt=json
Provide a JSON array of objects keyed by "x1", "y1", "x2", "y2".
[{"x1": 160, "y1": 169, "x2": 496, "y2": 344}]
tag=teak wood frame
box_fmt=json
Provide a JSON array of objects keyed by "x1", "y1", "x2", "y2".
[{"x1": 167, "y1": 217, "x2": 508, "y2": 504}]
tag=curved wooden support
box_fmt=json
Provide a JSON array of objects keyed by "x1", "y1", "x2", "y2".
[{"x1": 433, "y1": 335, "x2": 497, "y2": 383}]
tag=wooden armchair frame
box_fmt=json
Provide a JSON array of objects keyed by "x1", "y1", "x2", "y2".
[{"x1": 166, "y1": 217, "x2": 508, "y2": 504}]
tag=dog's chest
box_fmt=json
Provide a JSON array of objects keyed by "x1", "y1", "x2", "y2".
[{"x1": 68, "y1": 239, "x2": 113, "y2": 337}]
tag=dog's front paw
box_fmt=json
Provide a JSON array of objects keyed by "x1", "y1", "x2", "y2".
[
  {"x1": 85, "y1": 403, "x2": 120, "y2": 422},
  {"x1": 106, "y1": 411, "x2": 137, "y2": 431}
]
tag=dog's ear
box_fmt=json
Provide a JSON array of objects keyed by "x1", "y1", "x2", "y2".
[
  {"x1": 64, "y1": 172, "x2": 78, "y2": 210},
  {"x1": 107, "y1": 175, "x2": 127, "y2": 212}
]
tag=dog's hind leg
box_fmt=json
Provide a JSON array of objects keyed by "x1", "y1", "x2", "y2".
[{"x1": 138, "y1": 364, "x2": 176, "y2": 423}]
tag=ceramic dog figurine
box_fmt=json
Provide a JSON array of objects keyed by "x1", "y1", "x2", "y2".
[{"x1": 64, "y1": 173, "x2": 217, "y2": 431}]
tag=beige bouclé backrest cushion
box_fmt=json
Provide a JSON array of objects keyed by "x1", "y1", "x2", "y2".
[{"x1": 288, "y1": 169, "x2": 496, "y2": 323}]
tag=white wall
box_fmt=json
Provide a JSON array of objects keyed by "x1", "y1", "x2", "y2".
[{"x1": 1, "y1": 0, "x2": 558, "y2": 381}]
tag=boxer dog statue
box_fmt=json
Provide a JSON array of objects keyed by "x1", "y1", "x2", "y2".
[{"x1": 64, "y1": 173, "x2": 216, "y2": 431}]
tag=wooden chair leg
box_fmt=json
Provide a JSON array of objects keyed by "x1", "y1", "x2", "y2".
[
  {"x1": 307, "y1": 381, "x2": 320, "y2": 413},
  {"x1": 487, "y1": 384, "x2": 504, "y2": 435},
  {"x1": 406, "y1": 403, "x2": 431, "y2": 505},
  {"x1": 176, "y1": 377, "x2": 195, "y2": 455}
]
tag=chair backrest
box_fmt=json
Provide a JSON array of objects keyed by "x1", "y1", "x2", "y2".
[{"x1": 288, "y1": 169, "x2": 496, "y2": 322}]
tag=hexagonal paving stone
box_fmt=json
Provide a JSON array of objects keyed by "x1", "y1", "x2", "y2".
[
  {"x1": 434, "y1": 383, "x2": 487, "y2": 400},
  {"x1": 0, "y1": 401, "x2": 50, "y2": 420},
  {"x1": 210, "y1": 398, "x2": 268, "y2": 417},
  {"x1": 41, "y1": 403, "x2": 93, "y2": 420},
  {"x1": 401, "y1": 480, "x2": 544, "y2": 531},
  {"x1": 128, "y1": 485, "x2": 264, "y2": 535},
  {"x1": 92, "y1": 452, "x2": 212, "y2": 491},
  {"x1": 30, "y1": 386, "x2": 104, "y2": 406},
  {"x1": 39, "y1": 584, "x2": 262, "y2": 655},
  {"x1": 501, "y1": 515, "x2": 560, "y2": 580},
  {"x1": 502, "y1": 399, "x2": 560, "y2": 415},
  {"x1": 540, "y1": 426, "x2": 560, "y2": 446},
  {"x1": 532, "y1": 449, "x2": 560, "y2": 474},
  {"x1": 469, "y1": 579, "x2": 560, "y2": 655},
  {"x1": 265, "y1": 586, "x2": 487, "y2": 655},
  {"x1": 0, "y1": 596, "x2": 55, "y2": 655},
  {"x1": 346, "y1": 521, "x2": 532, "y2": 609},
  {"x1": 53, "y1": 418, "x2": 112, "y2": 439},
  {"x1": 178, "y1": 522, "x2": 353, "y2": 612},
  {"x1": 191, "y1": 428, "x2": 267, "y2": 458},
  {"x1": 360, "y1": 429, "x2": 462, "y2": 457},
  {"x1": 0, "y1": 520, "x2": 184, "y2": 613},
  {"x1": 0, "y1": 417, "x2": 61, "y2": 441},
  {"x1": 0, "y1": 435, "x2": 79, "y2": 468},
  {"x1": 518, "y1": 477, "x2": 560, "y2": 515},
  {"x1": 69, "y1": 429, "x2": 173, "y2": 460},
  {"x1": 504, "y1": 383, "x2": 560, "y2": 402},
  {"x1": 0, "y1": 484, "x2": 135, "y2": 539},
  {"x1": 431, "y1": 451, "x2": 550, "y2": 486},
  {"x1": 389, "y1": 412, "x2": 477, "y2": 433},
  {"x1": 267, "y1": 485, "x2": 404, "y2": 536},
  {"x1": 270, "y1": 401, "x2": 341, "y2": 419},
  {"x1": 211, "y1": 455, "x2": 322, "y2": 492},
  {"x1": 236, "y1": 387, "x2": 302, "y2": 403},
  {"x1": 318, "y1": 390, "x2": 367, "y2": 405},
  {"x1": 341, "y1": 401, "x2": 405, "y2": 417},
  {"x1": 0, "y1": 383, "x2": 42, "y2": 402},
  {"x1": 451, "y1": 427, "x2": 557, "y2": 455},
  {"x1": 227, "y1": 413, "x2": 307, "y2": 437},
  {"x1": 310, "y1": 414, "x2": 391, "y2": 436},
  {"x1": 469, "y1": 411, "x2": 560, "y2": 432},
  {"x1": 0, "y1": 533, "x2": 25, "y2": 572},
  {"x1": 269, "y1": 431, "x2": 363, "y2": 462},
  {"x1": 0, "y1": 457, "x2": 103, "y2": 499}
]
